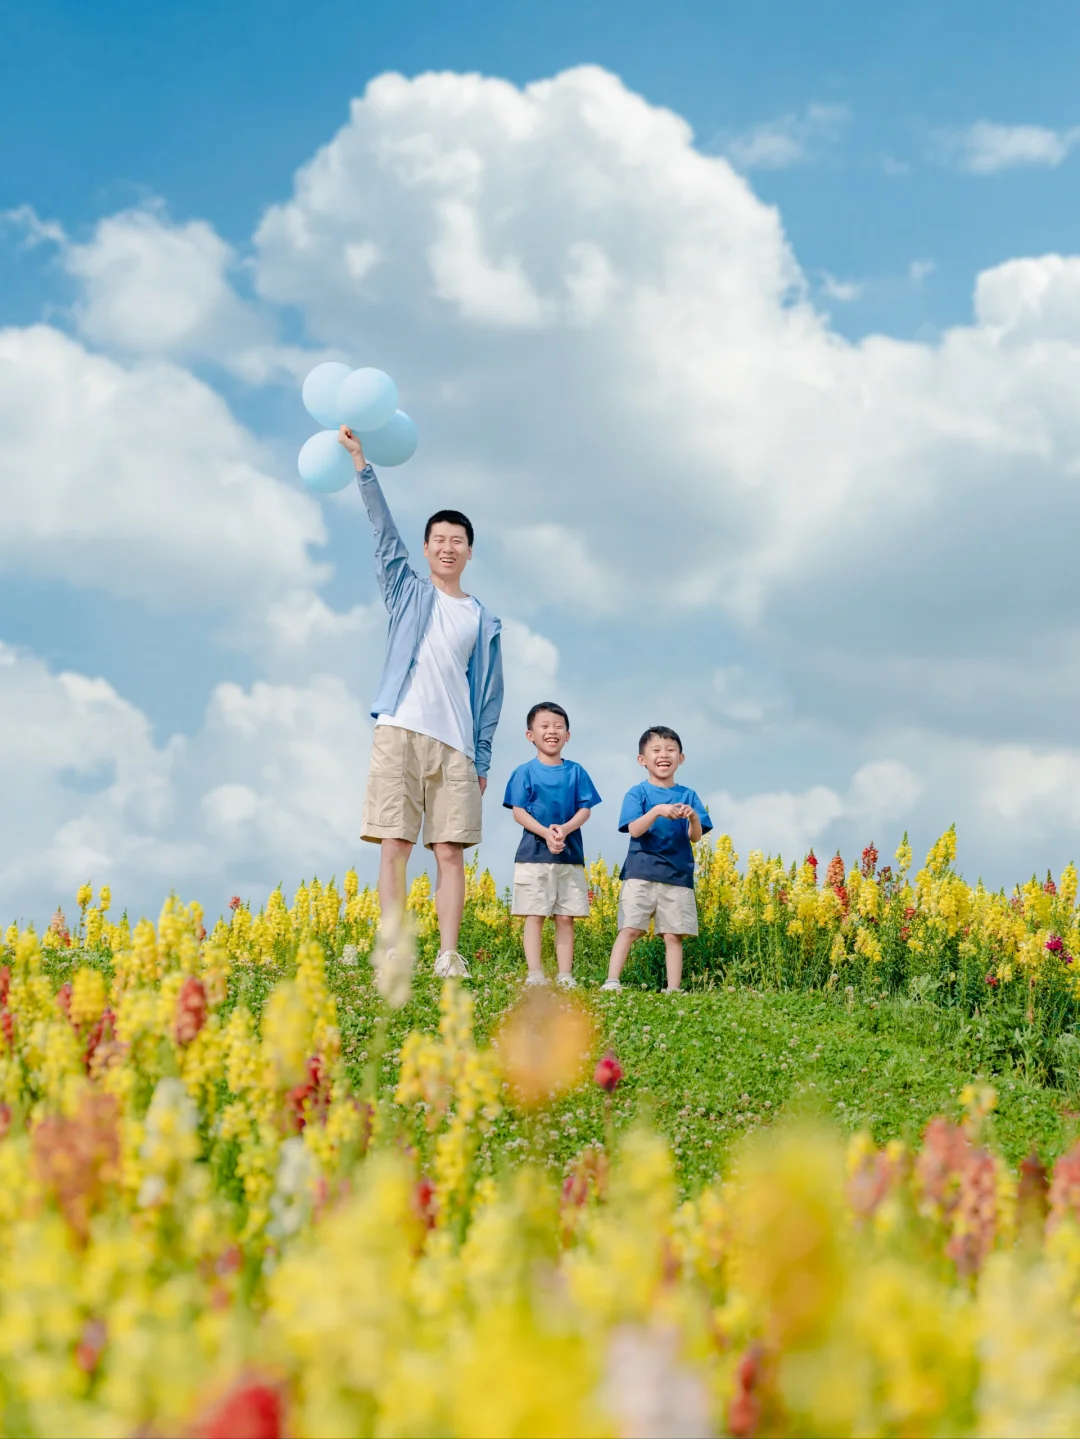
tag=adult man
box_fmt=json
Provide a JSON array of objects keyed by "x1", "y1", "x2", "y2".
[{"x1": 339, "y1": 425, "x2": 503, "y2": 978}]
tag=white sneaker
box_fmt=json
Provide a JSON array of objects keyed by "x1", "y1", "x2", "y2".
[
  {"x1": 556, "y1": 974, "x2": 577, "y2": 989},
  {"x1": 600, "y1": 979, "x2": 622, "y2": 992},
  {"x1": 665, "y1": 986, "x2": 682, "y2": 995},
  {"x1": 525, "y1": 972, "x2": 550, "y2": 987},
  {"x1": 434, "y1": 950, "x2": 471, "y2": 979}
]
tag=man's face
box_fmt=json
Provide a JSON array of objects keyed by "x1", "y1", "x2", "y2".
[
  {"x1": 424, "y1": 522, "x2": 471, "y2": 580},
  {"x1": 638, "y1": 736, "x2": 684, "y2": 782},
  {"x1": 527, "y1": 710, "x2": 569, "y2": 759}
]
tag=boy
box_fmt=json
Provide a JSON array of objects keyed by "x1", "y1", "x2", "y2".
[
  {"x1": 338, "y1": 425, "x2": 503, "y2": 980},
  {"x1": 602, "y1": 725, "x2": 712, "y2": 994},
  {"x1": 503, "y1": 702, "x2": 601, "y2": 988}
]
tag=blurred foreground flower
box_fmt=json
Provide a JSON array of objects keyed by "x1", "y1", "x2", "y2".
[
  {"x1": 497, "y1": 987, "x2": 597, "y2": 1107},
  {"x1": 594, "y1": 1050, "x2": 623, "y2": 1093}
]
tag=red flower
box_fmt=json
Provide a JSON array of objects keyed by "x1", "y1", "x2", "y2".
[
  {"x1": 199, "y1": 1381, "x2": 283, "y2": 1439},
  {"x1": 0, "y1": 965, "x2": 10, "y2": 1007},
  {"x1": 805, "y1": 849, "x2": 818, "y2": 871},
  {"x1": 56, "y1": 982, "x2": 73, "y2": 1019},
  {"x1": 228, "y1": 896, "x2": 243, "y2": 912},
  {"x1": 0, "y1": 1010, "x2": 13, "y2": 1050},
  {"x1": 593, "y1": 1050, "x2": 623, "y2": 1093},
  {"x1": 0, "y1": 1104, "x2": 11, "y2": 1140},
  {"x1": 285, "y1": 1055, "x2": 328, "y2": 1132},
  {"x1": 1045, "y1": 871, "x2": 1058, "y2": 896},
  {"x1": 75, "y1": 1317, "x2": 107, "y2": 1374},
  {"x1": 414, "y1": 1176, "x2": 437, "y2": 1229},
  {"x1": 985, "y1": 973, "x2": 999, "y2": 988},
  {"x1": 1046, "y1": 935, "x2": 1064, "y2": 954},
  {"x1": 173, "y1": 976, "x2": 208, "y2": 1047},
  {"x1": 728, "y1": 1342, "x2": 765, "y2": 1438},
  {"x1": 861, "y1": 843, "x2": 878, "y2": 878}
]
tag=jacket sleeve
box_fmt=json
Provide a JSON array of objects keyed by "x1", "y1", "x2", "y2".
[
  {"x1": 355, "y1": 463, "x2": 416, "y2": 613},
  {"x1": 473, "y1": 628, "x2": 504, "y2": 781}
]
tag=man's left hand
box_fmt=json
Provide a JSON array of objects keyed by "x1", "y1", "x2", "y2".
[{"x1": 478, "y1": 777, "x2": 487, "y2": 795}]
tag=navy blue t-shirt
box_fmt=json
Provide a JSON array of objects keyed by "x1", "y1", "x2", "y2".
[
  {"x1": 618, "y1": 781, "x2": 713, "y2": 888},
  {"x1": 503, "y1": 758, "x2": 602, "y2": 866}
]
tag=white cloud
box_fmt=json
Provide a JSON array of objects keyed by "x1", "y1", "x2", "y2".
[
  {"x1": 946, "y1": 121, "x2": 1080, "y2": 174},
  {"x1": 909, "y1": 258, "x2": 935, "y2": 283},
  {"x1": 724, "y1": 103, "x2": 851, "y2": 170},
  {"x1": 708, "y1": 760, "x2": 921, "y2": 861},
  {"x1": 0, "y1": 325, "x2": 326, "y2": 612},
  {"x1": 820, "y1": 272, "x2": 863, "y2": 302},
  {"x1": 977, "y1": 745, "x2": 1080, "y2": 830}
]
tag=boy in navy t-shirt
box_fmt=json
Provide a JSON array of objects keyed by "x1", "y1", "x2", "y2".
[
  {"x1": 602, "y1": 724, "x2": 712, "y2": 994},
  {"x1": 503, "y1": 702, "x2": 601, "y2": 989}
]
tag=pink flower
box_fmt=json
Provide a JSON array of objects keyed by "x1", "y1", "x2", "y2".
[
  {"x1": 594, "y1": 1050, "x2": 623, "y2": 1093},
  {"x1": 1046, "y1": 935, "x2": 1064, "y2": 954},
  {"x1": 199, "y1": 1381, "x2": 283, "y2": 1439},
  {"x1": 173, "y1": 977, "x2": 208, "y2": 1046}
]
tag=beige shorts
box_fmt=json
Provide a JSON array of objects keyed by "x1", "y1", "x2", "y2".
[
  {"x1": 617, "y1": 878, "x2": 699, "y2": 936},
  {"x1": 512, "y1": 863, "x2": 590, "y2": 917},
  {"x1": 362, "y1": 725, "x2": 482, "y2": 849}
]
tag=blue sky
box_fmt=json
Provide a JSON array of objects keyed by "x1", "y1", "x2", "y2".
[{"x1": 5, "y1": 0, "x2": 1080, "y2": 921}]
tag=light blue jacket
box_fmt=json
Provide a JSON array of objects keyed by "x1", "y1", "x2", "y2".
[{"x1": 356, "y1": 464, "x2": 504, "y2": 779}]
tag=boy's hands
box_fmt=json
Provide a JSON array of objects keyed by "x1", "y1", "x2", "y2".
[
  {"x1": 653, "y1": 803, "x2": 684, "y2": 820},
  {"x1": 338, "y1": 425, "x2": 367, "y2": 471},
  {"x1": 545, "y1": 824, "x2": 566, "y2": 855}
]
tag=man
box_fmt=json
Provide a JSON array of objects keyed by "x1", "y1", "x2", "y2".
[{"x1": 339, "y1": 425, "x2": 503, "y2": 978}]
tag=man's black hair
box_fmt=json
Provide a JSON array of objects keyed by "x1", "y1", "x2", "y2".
[
  {"x1": 527, "y1": 701, "x2": 570, "y2": 731},
  {"x1": 638, "y1": 724, "x2": 683, "y2": 754},
  {"x1": 424, "y1": 509, "x2": 474, "y2": 547}
]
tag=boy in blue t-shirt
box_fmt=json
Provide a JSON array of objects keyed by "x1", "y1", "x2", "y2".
[
  {"x1": 602, "y1": 724, "x2": 712, "y2": 995},
  {"x1": 503, "y1": 702, "x2": 601, "y2": 989}
]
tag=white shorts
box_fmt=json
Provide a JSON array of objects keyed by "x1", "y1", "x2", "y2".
[
  {"x1": 512, "y1": 863, "x2": 590, "y2": 918},
  {"x1": 617, "y1": 878, "x2": 699, "y2": 936}
]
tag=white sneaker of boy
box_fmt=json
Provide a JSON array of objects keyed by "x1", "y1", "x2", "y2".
[
  {"x1": 434, "y1": 950, "x2": 470, "y2": 979},
  {"x1": 600, "y1": 978, "x2": 622, "y2": 992},
  {"x1": 556, "y1": 974, "x2": 577, "y2": 989},
  {"x1": 525, "y1": 972, "x2": 550, "y2": 987}
]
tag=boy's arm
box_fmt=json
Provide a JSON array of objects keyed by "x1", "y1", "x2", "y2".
[
  {"x1": 549, "y1": 807, "x2": 591, "y2": 839},
  {"x1": 511, "y1": 806, "x2": 564, "y2": 854},
  {"x1": 687, "y1": 811, "x2": 703, "y2": 843},
  {"x1": 340, "y1": 428, "x2": 415, "y2": 612},
  {"x1": 626, "y1": 804, "x2": 679, "y2": 838}
]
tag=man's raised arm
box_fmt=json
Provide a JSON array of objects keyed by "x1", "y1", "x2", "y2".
[{"x1": 339, "y1": 425, "x2": 415, "y2": 613}]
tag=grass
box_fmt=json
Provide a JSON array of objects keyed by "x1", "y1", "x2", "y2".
[{"x1": 325, "y1": 929, "x2": 1075, "y2": 1196}]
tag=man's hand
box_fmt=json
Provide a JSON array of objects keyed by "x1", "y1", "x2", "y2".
[
  {"x1": 478, "y1": 777, "x2": 487, "y2": 796},
  {"x1": 545, "y1": 826, "x2": 566, "y2": 855},
  {"x1": 338, "y1": 425, "x2": 367, "y2": 471}
]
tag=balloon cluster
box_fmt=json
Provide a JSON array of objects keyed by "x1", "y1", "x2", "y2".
[{"x1": 297, "y1": 363, "x2": 418, "y2": 493}]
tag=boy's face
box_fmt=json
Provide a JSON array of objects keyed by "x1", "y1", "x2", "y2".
[
  {"x1": 424, "y1": 522, "x2": 472, "y2": 581},
  {"x1": 527, "y1": 710, "x2": 569, "y2": 759},
  {"x1": 638, "y1": 735, "x2": 684, "y2": 783}
]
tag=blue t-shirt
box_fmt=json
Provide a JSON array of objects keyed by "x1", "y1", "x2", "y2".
[
  {"x1": 618, "y1": 781, "x2": 713, "y2": 889},
  {"x1": 503, "y1": 758, "x2": 602, "y2": 866}
]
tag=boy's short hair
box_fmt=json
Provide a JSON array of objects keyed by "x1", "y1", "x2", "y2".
[
  {"x1": 424, "y1": 509, "x2": 474, "y2": 547},
  {"x1": 638, "y1": 724, "x2": 683, "y2": 754},
  {"x1": 527, "y1": 701, "x2": 570, "y2": 730}
]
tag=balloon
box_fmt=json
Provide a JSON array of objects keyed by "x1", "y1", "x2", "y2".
[
  {"x1": 298, "y1": 430, "x2": 356, "y2": 493},
  {"x1": 338, "y1": 367, "x2": 398, "y2": 432},
  {"x1": 360, "y1": 410, "x2": 418, "y2": 467},
  {"x1": 301, "y1": 361, "x2": 352, "y2": 427}
]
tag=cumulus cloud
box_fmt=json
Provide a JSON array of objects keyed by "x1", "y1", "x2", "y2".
[
  {"x1": 0, "y1": 324, "x2": 326, "y2": 612},
  {"x1": 944, "y1": 121, "x2": 1080, "y2": 174},
  {"x1": 708, "y1": 760, "x2": 922, "y2": 861}
]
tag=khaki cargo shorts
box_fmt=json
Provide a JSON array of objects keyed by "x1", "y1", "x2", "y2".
[
  {"x1": 617, "y1": 878, "x2": 699, "y2": 936},
  {"x1": 363, "y1": 725, "x2": 482, "y2": 849},
  {"x1": 512, "y1": 863, "x2": 590, "y2": 918}
]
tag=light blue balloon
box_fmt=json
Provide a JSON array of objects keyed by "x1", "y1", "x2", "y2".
[
  {"x1": 338, "y1": 367, "x2": 398, "y2": 433},
  {"x1": 302, "y1": 361, "x2": 352, "y2": 427},
  {"x1": 360, "y1": 410, "x2": 418, "y2": 467},
  {"x1": 298, "y1": 429, "x2": 356, "y2": 493}
]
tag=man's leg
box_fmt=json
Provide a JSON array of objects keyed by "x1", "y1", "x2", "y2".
[
  {"x1": 662, "y1": 933, "x2": 684, "y2": 991},
  {"x1": 378, "y1": 838, "x2": 414, "y2": 941},
  {"x1": 431, "y1": 841, "x2": 466, "y2": 955}
]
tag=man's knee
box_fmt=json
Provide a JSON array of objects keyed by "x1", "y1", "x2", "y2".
[
  {"x1": 381, "y1": 837, "x2": 413, "y2": 860},
  {"x1": 431, "y1": 841, "x2": 465, "y2": 866}
]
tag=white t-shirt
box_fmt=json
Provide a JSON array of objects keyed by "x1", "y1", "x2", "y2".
[{"x1": 377, "y1": 590, "x2": 480, "y2": 757}]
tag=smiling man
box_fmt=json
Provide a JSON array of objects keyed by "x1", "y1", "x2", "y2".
[{"x1": 340, "y1": 425, "x2": 504, "y2": 978}]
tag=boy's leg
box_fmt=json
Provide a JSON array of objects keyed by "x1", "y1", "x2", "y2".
[
  {"x1": 553, "y1": 914, "x2": 575, "y2": 975},
  {"x1": 607, "y1": 927, "x2": 645, "y2": 982},
  {"x1": 431, "y1": 842, "x2": 466, "y2": 955},
  {"x1": 523, "y1": 914, "x2": 546, "y2": 976},
  {"x1": 378, "y1": 838, "x2": 414, "y2": 940},
  {"x1": 662, "y1": 933, "x2": 684, "y2": 990}
]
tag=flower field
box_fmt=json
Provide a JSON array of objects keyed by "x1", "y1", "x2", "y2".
[{"x1": 3, "y1": 830, "x2": 1080, "y2": 1436}]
